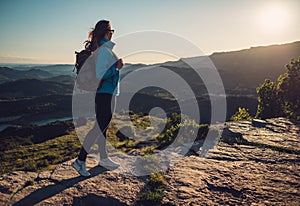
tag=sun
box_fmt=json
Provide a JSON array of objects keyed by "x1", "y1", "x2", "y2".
[{"x1": 258, "y1": 4, "x2": 289, "y2": 33}]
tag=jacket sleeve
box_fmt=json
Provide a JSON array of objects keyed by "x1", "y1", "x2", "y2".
[{"x1": 95, "y1": 48, "x2": 119, "y2": 80}]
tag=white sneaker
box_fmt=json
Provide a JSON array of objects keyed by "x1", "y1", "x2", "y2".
[
  {"x1": 72, "y1": 159, "x2": 91, "y2": 177},
  {"x1": 98, "y1": 157, "x2": 120, "y2": 169}
]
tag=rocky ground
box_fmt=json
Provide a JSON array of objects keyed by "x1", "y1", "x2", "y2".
[{"x1": 0, "y1": 117, "x2": 299, "y2": 205}]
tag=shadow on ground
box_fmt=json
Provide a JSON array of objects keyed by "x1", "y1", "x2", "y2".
[{"x1": 12, "y1": 166, "x2": 108, "y2": 206}]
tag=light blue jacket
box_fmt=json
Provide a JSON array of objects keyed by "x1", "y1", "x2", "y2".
[{"x1": 96, "y1": 38, "x2": 120, "y2": 96}]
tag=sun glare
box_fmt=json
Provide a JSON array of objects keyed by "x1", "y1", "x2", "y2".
[{"x1": 258, "y1": 4, "x2": 289, "y2": 33}]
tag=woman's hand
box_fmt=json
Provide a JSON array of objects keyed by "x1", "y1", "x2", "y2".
[{"x1": 117, "y1": 58, "x2": 124, "y2": 70}]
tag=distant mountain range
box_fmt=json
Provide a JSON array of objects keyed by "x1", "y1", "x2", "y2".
[
  {"x1": 11, "y1": 64, "x2": 75, "y2": 76},
  {"x1": 0, "y1": 41, "x2": 299, "y2": 125},
  {"x1": 0, "y1": 67, "x2": 55, "y2": 84},
  {"x1": 0, "y1": 65, "x2": 77, "y2": 83},
  {"x1": 1, "y1": 41, "x2": 299, "y2": 90},
  {"x1": 162, "y1": 41, "x2": 300, "y2": 90}
]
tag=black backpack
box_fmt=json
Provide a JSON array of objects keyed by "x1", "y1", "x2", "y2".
[
  {"x1": 73, "y1": 48, "x2": 103, "y2": 91},
  {"x1": 73, "y1": 49, "x2": 92, "y2": 75}
]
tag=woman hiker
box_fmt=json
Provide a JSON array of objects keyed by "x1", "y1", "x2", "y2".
[{"x1": 72, "y1": 20, "x2": 123, "y2": 177}]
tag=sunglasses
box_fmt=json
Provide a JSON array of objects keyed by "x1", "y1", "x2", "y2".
[{"x1": 107, "y1": 29, "x2": 115, "y2": 33}]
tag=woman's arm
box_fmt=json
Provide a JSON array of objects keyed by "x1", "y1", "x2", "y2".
[{"x1": 101, "y1": 64, "x2": 119, "y2": 80}]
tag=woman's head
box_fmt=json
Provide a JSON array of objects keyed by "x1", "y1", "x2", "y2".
[{"x1": 85, "y1": 19, "x2": 114, "y2": 51}]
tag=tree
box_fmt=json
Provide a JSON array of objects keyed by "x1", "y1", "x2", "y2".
[
  {"x1": 256, "y1": 57, "x2": 300, "y2": 120},
  {"x1": 256, "y1": 79, "x2": 283, "y2": 119},
  {"x1": 277, "y1": 58, "x2": 300, "y2": 119}
]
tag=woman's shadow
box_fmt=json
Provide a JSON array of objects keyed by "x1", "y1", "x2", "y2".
[{"x1": 12, "y1": 166, "x2": 109, "y2": 206}]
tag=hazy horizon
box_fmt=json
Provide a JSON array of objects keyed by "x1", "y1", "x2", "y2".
[{"x1": 0, "y1": 40, "x2": 299, "y2": 66}]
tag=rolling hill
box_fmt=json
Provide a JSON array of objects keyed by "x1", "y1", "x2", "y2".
[
  {"x1": 0, "y1": 67, "x2": 55, "y2": 83},
  {"x1": 0, "y1": 79, "x2": 73, "y2": 98}
]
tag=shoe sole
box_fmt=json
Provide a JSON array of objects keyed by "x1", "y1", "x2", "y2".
[{"x1": 98, "y1": 163, "x2": 120, "y2": 169}]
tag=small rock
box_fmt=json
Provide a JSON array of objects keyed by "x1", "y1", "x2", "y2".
[
  {"x1": 221, "y1": 128, "x2": 243, "y2": 144},
  {"x1": 11, "y1": 172, "x2": 19, "y2": 176},
  {"x1": 75, "y1": 184, "x2": 83, "y2": 191},
  {"x1": 252, "y1": 119, "x2": 266, "y2": 128}
]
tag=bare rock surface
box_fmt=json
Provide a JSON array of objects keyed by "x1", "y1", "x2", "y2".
[
  {"x1": 0, "y1": 158, "x2": 146, "y2": 206},
  {"x1": 163, "y1": 118, "x2": 300, "y2": 205},
  {"x1": 0, "y1": 117, "x2": 299, "y2": 205}
]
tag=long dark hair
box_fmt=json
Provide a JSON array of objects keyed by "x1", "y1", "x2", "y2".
[{"x1": 84, "y1": 20, "x2": 110, "y2": 51}]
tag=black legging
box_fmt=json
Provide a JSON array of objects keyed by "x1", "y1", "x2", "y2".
[{"x1": 78, "y1": 93, "x2": 116, "y2": 161}]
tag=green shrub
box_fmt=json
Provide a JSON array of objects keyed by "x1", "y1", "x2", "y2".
[
  {"x1": 37, "y1": 159, "x2": 49, "y2": 168},
  {"x1": 231, "y1": 107, "x2": 253, "y2": 121},
  {"x1": 156, "y1": 114, "x2": 204, "y2": 148},
  {"x1": 137, "y1": 172, "x2": 166, "y2": 205},
  {"x1": 23, "y1": 159, "x2": 37, "y2": 172}
]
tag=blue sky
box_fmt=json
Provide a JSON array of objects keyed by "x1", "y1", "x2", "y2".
[{"x1": 0, "y1": 0, "x2": 299, "y2": 64}]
